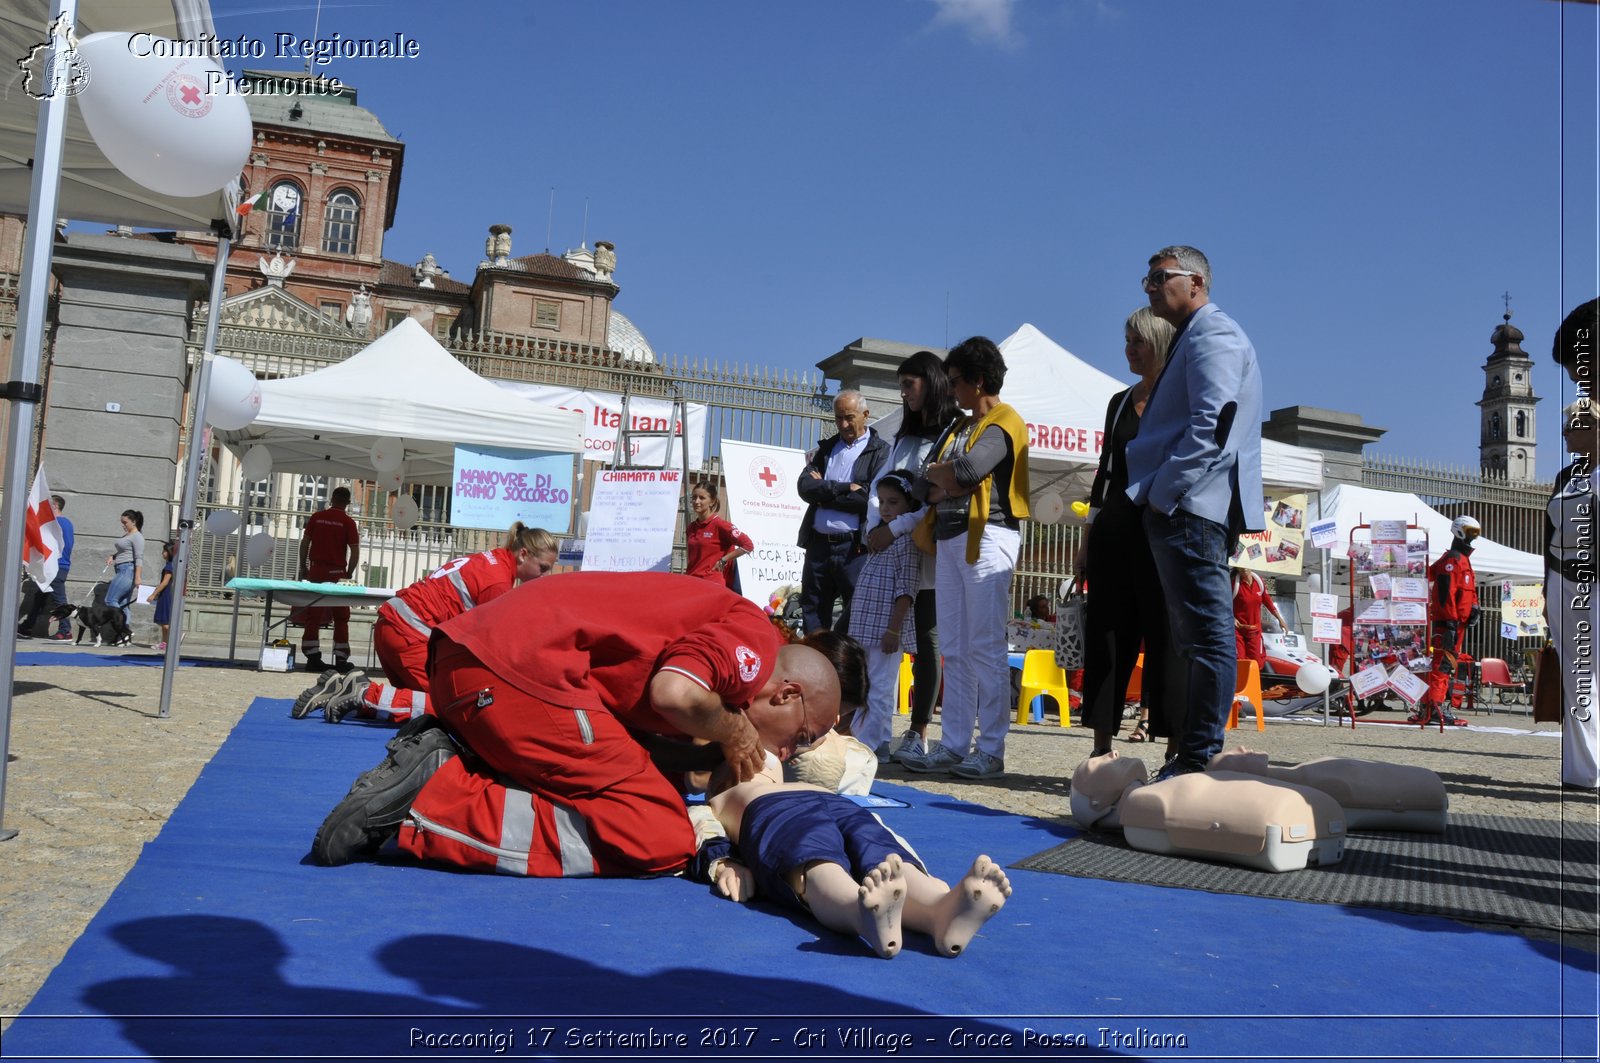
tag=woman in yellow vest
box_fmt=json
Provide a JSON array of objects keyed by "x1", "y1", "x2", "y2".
[{"x1": 899, "y1": 336, "x2": 1030, "y2": 780}]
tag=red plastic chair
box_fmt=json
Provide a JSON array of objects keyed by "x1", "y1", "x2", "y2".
[{"x1": 1477, "y1": 657, "x2": 1525, "y2": 713}]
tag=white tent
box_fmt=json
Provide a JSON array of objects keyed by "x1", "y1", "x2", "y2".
[
  {"x1": 1317, "y1": 483, "x2": 1543, "y2": 581},
  {"x1": 217, "y1": 319, "x2": 586, "y2": 482},
  {"x1": 871, "y1": 322, "x2": 1325, "y2": 498}
]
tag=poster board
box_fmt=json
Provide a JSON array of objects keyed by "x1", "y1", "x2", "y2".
[
  {"x1": 1347, "y1": 522, "x2": 1430, "y2": 701},
  {"x1": 1499, "y1": 581, "x2": 1548, "y2": 640},
  {"x1": 1231, "y1": 491, "x2": 1307, "y2": 575},
  {"x1": 581, "y1": 469, "x2": 683, "y2": 573},
  {"x1": 450, "y1": 445, "x2": 576, "y2": 532},
  {"x1": 495, "y1": 381, "x2": 708, "y2": 471},
  {"x1": 720, "y1": 440, "x2": 809, "y2": 608}
]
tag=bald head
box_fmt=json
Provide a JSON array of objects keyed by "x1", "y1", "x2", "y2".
[{"x1": 746, "y1": 643, "x2": 842, "y2": 761}]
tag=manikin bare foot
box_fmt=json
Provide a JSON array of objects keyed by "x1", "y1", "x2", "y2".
[
  {"x1": 929, "y1": 855, "x2": 1012, "y2": 957},
  {"x1": 856, "y1": 854, "x2": 908, "y2": 958}
]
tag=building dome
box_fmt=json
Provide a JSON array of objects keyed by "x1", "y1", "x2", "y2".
[
  {"x1": 609, "y1": 308, "x2": 656, "y2": 363},
  {"x1": 1490, "y1": 315, "x2": 1525, "y2": 355}
]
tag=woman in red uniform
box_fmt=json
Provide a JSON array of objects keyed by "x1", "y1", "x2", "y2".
[
  {"x1": 1232, "y1": 568, "x2": 1285, "y2": 669},
  {"x1": 292, "y1": 523, "x2": 559, "y2": 723},
  {"x1": 685, "y1": 481, "x2": 753, "y2": 590}
]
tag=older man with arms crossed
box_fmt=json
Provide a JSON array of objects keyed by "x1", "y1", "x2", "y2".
[
  {"x1": 797, "y1": 391, "x2": 890, "y2": 634},
  {"x1": 1124, "y1": 246, "x2": 1264, "y2": 781},
  {"x1": 312, "y1": 572, "x2": 841, "y2": 878}
]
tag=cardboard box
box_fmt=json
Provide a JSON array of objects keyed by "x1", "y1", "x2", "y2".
[{"x1": 259, "y1": 645, "x2": 296, "y2": 672}]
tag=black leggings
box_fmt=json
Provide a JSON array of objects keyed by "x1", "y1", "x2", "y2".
[{"x1": 908, "y1": 588, "x2": 941, "y2": 729}]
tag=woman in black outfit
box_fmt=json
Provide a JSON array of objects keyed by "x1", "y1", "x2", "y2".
[{"x1": 1075, "y1": 308, "x2": 1183, "y2": 759}]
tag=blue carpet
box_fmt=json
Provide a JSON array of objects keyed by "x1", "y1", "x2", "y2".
[
  {"x1": 6, "y1": 698, "x2": 1595, "y2": 1062},
  {"x1": 14, "y1": 650, "x2": 224, "y2": 668}
]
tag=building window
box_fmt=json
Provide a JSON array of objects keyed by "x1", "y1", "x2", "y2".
[
  {"x1": 434, "y1": 314, "x2": 456, "y2": 341},
  {"x1": 1515, "y1": 411, "x2": 1527, "y2": 437},
  {"x1": 265, "y1": 181, "x2": 303, "y2": 250},
  {"x1": 322, "y1": 189, "x2": 360, "y2": 255},
  {"x1": 1489, "y1": 412, "x2": 1501, "y2": 440},
  {"x1": 320, "y1": 301, "x2": 343, "y2": 321},
  {"x1": 534, "y1": 300, "x2": 560, "y2": 329},
  {"x1": 384, "y1": 309, "x2": 408, "y2": 332}
]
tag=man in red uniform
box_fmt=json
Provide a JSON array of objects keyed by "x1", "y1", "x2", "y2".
[
  {"x1": 297, "y1": 486, "x2": 360, "y2": 674},
  {"x1": 1416, "y1": 515, "x2": 1481, "y2": 726},
  {"x1": 311, "y1": 572, "x2": 842, "y2": 878}
]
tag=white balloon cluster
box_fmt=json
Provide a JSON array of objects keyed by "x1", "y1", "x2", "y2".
[
  {"x1": 244, "y1": 532, "x2": 275, "y2": 566},
  {"x1": 203, "y1": 509, "x2": 240, "y2": 536},
  {"x1": 370, "y1": 437, "x2": 405, "y2": 473},
  {"x1": 240, "y1": 445, "x2": 274, "y2": 482},
  {"x1": 204, "y1": 357, "x2": 261, "y2": 431},
  {"x1": 74, "y1": 33, "x2": 253, "y2": 198},
  {"x1": 1031, "y1": 490, "x2": 1065, "y2": 524},
  {"x1": 391, "y1": 495, "x2": 420, "y2": 531}
]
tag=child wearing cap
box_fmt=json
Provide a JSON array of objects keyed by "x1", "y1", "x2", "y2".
[{"x1": 844, "y1": 471, "x2": 923, "y2": 761}]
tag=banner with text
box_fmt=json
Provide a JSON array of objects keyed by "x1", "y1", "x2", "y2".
[
  {"x1": 720, "y1": 439, "x2": 809, "y2": 609},
  {"x1": 1229, "y1": 491, "x2": 1307, "y2": 576},
  {"x1": 450, "y1": 445, "x2": 575, "y2": 532},
  {"x1": 581, "y1": 469, "x2": 683, "y2": 573},
  {"x1": 1499, "y1": 581, "x2": 1548, "y2": 639},
  {"x1": 495, "y1": 381, "x2": 708, "y2": 471}
]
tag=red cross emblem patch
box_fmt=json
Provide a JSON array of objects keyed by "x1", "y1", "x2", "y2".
[
  {"x1": 166, "y1": 75, "x2": 213, "y2": 118},
  {"x1": 735, "y1": 644, "x2": 761, "y2": 683}
]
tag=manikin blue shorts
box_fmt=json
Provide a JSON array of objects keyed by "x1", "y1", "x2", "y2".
[{"x1": 739, "y1": 790, "x2": 922, "y2": 912}]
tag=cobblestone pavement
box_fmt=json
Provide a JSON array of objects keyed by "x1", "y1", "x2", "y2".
[{"x1": 1, "y1": 640, "x2": 1594, "y2": 1027}]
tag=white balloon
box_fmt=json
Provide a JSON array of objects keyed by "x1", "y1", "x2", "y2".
[
  {"x1": 391, "y1": 495, "x2": 420, "y2": 531},
  {"x1": 1032, "y1": 490, "x2": 1064, "y2": 525},
  {"x1": 244, "y1": 532, "x2": 275, "y2": 566},
  {"x1": 205, "y1": 357, "x2": 261, "y2": 431},
  {"x1": 1295, "y1": 661, "x2": 1333, "y2": 695},
  {"x1": 1305, "y1": 573, "x2": 1324, "y2": 593},
  {"x1": 376, "y1": 466, "x2": 404, "y2": 492},
  {"x1": 239, "y1": 444, "x2": 274, "y2": 482},
  {"x1": 73, "y1": 33, "x2": 253, "y2": 198},
  {"x1": 370, "y1": 437, "x2": 405, "y2": 472},
  {"x1": 203, "y1": 509, "x2": 240, "y2": 536}
]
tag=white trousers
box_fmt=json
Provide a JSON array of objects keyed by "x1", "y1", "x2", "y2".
[
  {"x1": 853, "y1": 643, "x2": 904, "y2": 753},
  {"x1": 934, "y1": 525, "x2": 1020, "y2": 759},
  {"x1": 1549, "y1": 571, "x2": 1599, "y2": 789}
]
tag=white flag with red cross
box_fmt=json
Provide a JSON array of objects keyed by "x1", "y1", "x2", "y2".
[{"x1": 22, "y1": 467, "x2": 64, "y2": 591}]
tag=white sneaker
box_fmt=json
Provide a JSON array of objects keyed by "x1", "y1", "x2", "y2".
[
  {"x1": 892, "y1": 731, "x2": 926, "y2": 764},
  {"x1": 950, "y1": 750, "x2": 1005, "y2": 780},
  {"x1": 899, "y1": 740, "x2": 963, "y2": 774}
]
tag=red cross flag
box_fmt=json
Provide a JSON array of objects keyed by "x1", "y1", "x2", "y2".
[{"x1": 22, "y1": 467, "x2": 63, "y2": 592}]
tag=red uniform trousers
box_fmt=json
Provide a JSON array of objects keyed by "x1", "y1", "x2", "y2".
[
  {"x1": 1234, "y1": 625, "x2": 1265, "y2": 668},
  {"x1": 396, "y1": 639, "x2": 696, "y2": 877},
  {"x1": 356, "y1": 616, "x2": 430, "y2": 723},
  {"x1": 1424, "y1": 619, "x2": 1467, "y2": 707},
  {"x1": 299, "y1": 561, "x2": 351, "y2": 662}
]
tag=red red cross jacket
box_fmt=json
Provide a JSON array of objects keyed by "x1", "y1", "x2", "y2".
[{"x1": 1427, "y1": 548, "x2": 1477, "y2": 623}]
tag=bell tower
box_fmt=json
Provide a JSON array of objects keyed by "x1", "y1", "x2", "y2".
[{"x1": 1476, "y1": 296, "x2": 1540, "y2": 482}]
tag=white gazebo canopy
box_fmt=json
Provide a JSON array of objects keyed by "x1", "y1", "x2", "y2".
[{"x1": 217, "y1": 319, "x2": 586, "y2": 483}]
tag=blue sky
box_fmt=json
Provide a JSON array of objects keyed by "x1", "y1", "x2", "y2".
[{"x1": 210, "y1": 0, "x2": 1598, "y2": 481}]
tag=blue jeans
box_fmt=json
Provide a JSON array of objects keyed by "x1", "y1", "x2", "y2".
[
  {"x1": 20, "y1": 574, "x2": 70, "y2": 636},
  {"x1": 799, "y1": 535, "x2": 866, "y2": 634},
  {"x1": 1142, "y1": 506, "x2": 1237, "y2": 768},
  {"x1": 106, "y1": 562, "x2": 136, "y2": 625}
]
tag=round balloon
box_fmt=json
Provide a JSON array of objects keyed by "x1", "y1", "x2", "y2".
[
  {"x1": 239, "y1": 444, "x2": 273, "y2": 482},
  {"x1": 204, "y1": 357, "x2": 261, "y2": 431},
  {"x1": 1295, "y1": 661, "x2": 1334, "y2": 695},
  {"x1": 244, "y1": 532, "x2": 275, "y2": 566},
  {"x1": 370, "y1": 437, "x2": 405, "y2": 472},
  {"x1": 73, "y1": 33, "x2": 253, "y2": 198},
  {"x1": 391, "y1": 495, "x2": 420, "y2": 531},
  {"x1": 376, "y1": 466, "x2": 404, "y2": 492},
  {"x1": 1032, "y1": 490, "x2": 1064, "y2": 525},
  {"x1": 1305, "y1": 572, "x2": 1323, "y2": 593},
  {"x1": 203, "y1": 509, "x2": 240, "y2": 536}
]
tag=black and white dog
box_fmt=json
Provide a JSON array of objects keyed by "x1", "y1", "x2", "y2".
[{"x1": 60, "y1": 581, "x2": 133, "y2": 647}]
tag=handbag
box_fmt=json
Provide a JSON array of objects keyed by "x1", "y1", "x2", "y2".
[
  {"x1": 1055, "y1": 590, "x2": 1086, "y2": 671},
  {"x1": 1532, "y1": 644, "x2": 1562, "y2": 724}
]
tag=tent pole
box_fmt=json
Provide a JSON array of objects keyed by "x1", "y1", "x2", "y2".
[
  {"x1": 158, "y1": 236, "x2": 230, "y2": 719},
  {"x1": 0, "y1": 0, "x2": 76, "y2": 841},
  {"x1": 228, "y1": 486, "x2": 251, "y2": 660}
]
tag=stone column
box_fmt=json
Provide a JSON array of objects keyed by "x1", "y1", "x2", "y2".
[
  {"x1": 43, "y1": 233, "x2": 209, "y2": 608},
  {"x1": 816, "y1": 338, "x2": 947, "y2": 422}
]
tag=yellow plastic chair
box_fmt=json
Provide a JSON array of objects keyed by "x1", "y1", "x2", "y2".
[
  {"x1": 897, "y1": 653, "x2": 914, "y2": 715},
  {"x1": 1016, "y1": 649, "x2": 1072, "y2": 727},
  {"x1": 1227, "y1": 658, "x2": 1265, "y2": 731}
]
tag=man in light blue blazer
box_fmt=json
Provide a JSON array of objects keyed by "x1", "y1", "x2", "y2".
[{"x1": 1123, "y1": 245, "x2": 1264, "y2": 779}]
